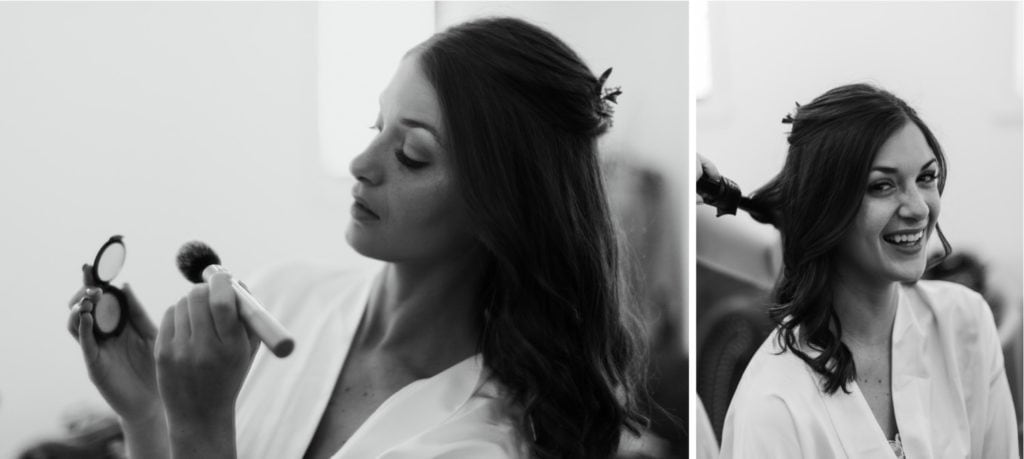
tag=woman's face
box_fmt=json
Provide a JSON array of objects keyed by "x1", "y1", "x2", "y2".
[
  {"x1": 345, "y1": 55, "x2": 476, "y2": 262},
  {"x1": 836, "y1": 122, "x2": 942, "y2": 286}
]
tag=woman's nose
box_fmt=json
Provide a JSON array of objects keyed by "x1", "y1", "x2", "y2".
[
  {"x1": 897, "y1": 186, "x2": 929, "y2": 221},
  {"x1": 349, "y1": 145, "x2": 383, "y2": 186}
]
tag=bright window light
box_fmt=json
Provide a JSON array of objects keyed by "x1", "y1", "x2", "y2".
[
  {"x1": 694, "y1": 0, "x2": 712, "y2": 101},
  {"x1": 318, "y1": 2, "x2": 435, "y2": 179}
]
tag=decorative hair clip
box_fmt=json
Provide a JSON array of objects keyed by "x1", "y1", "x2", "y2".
[
  {"x1": 596, "y1": 67, "x2": 622, "y2": 122},
  {"x1": 781, "y1": 101, "x2": 801, "y2": 124}
]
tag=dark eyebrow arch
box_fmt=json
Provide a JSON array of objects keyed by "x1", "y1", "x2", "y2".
[
  {"x1": 871, "y1": 158, "x2": 938, "y2": 174},
  {"x1": 399, "y1": 117, "x2": 441, "y2": 142}
]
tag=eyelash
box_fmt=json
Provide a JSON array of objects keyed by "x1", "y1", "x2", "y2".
[
  {"x1": 369, "y1": 123, "x2": 429, "y2": 170},
  {"x1": 395, "y1": 149, "x2": 428, "y2": 170},
  {"x1": 868, "y1": 171, "x2": 940, "y2": 193}
]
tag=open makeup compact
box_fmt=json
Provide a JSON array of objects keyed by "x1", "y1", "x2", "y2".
[{"x1": 90, "y1": 235, "x2": 127, "y2": 339}]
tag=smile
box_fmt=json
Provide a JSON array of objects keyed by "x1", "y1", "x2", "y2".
[{"x1": 882, "y1": 229, "x2": 924, "y2": 247}]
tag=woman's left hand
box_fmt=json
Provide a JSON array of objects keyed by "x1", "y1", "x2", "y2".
[{"x1": 155, "y1": 272, "x2": 259, "y2": 458}]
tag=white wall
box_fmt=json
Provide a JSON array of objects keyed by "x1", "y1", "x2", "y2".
[
  {"x1": 0, "y1": 3, "x2": 368, "y2": 455},
  {"x1": 698, "y1": 1, "x2": 1023, "y2": 310}
]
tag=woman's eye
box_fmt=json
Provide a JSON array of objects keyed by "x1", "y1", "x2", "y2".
[
  {"x1": 395, "y1": 149, "x2": 429, "y2": 170},
  {"x1": 868, "y1": 181, "x2": 894, "y2": 193},
  {"x1": 918, "y1": 171, "x2": 938, "y2": 184}
]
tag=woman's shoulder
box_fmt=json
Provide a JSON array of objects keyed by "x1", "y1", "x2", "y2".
[
  {"x1": 904, "y1": 280, "x2": 995, "y2": 335},
  {"x1": 721, "y1": 333, "x2": 817, "y2": 456},
  {"x1": 729, "y1": 330, "x2": 824, "y2": 412}
]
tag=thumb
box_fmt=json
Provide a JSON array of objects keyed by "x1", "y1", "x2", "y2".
[{"x1": 121, "y1": 283, "x2": 157, "y2": 338}]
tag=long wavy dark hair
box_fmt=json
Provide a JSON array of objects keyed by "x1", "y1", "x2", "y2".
[
  {"x1": 746, "y1": 84, "x2": 951, "y2": 394},
  {"x1": 414, "y1": 17, "x2": 648, "y2": 458}
]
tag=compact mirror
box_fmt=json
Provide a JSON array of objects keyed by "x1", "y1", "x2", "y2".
[
  {"x1": 88, "y1": 235, "x2": 127, "y2": 339},
  {"x1": 93, "y1": 235, "x2": 125, "y2": 283}
]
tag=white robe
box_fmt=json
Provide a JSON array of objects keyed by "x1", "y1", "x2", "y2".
[
  {"x1": 720, "y1": 280, "x2": 1018, "y2": 459},
  {"x1": 696, "y1": 398, "x2": 720, "y2": 459},
  {"x1": 233, "y1": 262, "x2": 529, "y2": 458}
]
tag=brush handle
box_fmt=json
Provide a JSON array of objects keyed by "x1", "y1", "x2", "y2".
[{"x1": 202, "y1": 265, "x2": 295, "y2": 358}]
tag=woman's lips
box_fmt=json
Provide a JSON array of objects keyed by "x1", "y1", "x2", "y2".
[
  {"x1": 351, "y1": 200, "x2": 380, "y2": 221},
  {"x1": 882, "y1": 228, "x2": 925, "y2": 253}
]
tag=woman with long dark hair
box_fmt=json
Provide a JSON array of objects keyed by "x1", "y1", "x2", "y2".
[
  {"x1": 714, "y1": 84, "x2": 1017, "y2": 457},
  {"x1": 66, "y1": 17, "x2": 647, "y2": 458}
]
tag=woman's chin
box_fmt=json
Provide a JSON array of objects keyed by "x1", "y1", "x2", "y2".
[{"x1": 887, "y1": 259, "x2": 927, "y2": 284}]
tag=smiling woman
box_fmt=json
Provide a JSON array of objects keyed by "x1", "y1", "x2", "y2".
[{"x1": 707, "y1": 84, "x2": 1017, "y2": 458}]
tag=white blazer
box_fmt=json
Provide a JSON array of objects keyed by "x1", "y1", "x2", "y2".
[
  {"x1": 234, "y1": 262, "x2": 529, "y2": 458},
  {"x1": 720, "y1": 280, "x2": 1018, "y2": 459}
]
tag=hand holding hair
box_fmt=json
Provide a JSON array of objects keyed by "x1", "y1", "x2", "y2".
[{"x1": 696, "y1": 154, "x2": 742, "y2": 216}]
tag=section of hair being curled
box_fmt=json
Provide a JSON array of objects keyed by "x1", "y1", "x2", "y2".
[{"x1": 744, "y1": 83, "x2": 951, "y2": 394}]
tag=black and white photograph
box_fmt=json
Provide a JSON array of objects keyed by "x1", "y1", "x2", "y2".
[
  {"x1": 695, "y1": 2, "x2": 1023, "y2": 458},
  {"x1": 0, "y1": 2, "x2": 689, "y2": 458}
]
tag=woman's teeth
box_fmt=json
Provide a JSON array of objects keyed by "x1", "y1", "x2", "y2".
[{"x1": 884, "y1": 231, "x2": 924, "y2": 245}]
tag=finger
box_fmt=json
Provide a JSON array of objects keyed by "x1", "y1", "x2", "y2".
[
  {"x1": 247, "y1": 325, "x2": 260, "y2": 359},
  {"x1": 78, "y1": 310, "x2": 99, "y2": 362},
  {"x1": 82, "y1": 263, "x2": 98, "y2": 287},
  {"x1": 78, "y1": 290, "x2": 99, "y2": 314},
  {"x1": 187, "y1": 284, "x2": 215, "y2": 343},
  {"x1": 698, "y1": 154, "x2": 721, "y2": 181},
  {"x1": 68, "y1": 285, "x2": 87, "y2": 309},
  {"x1": 155, "y1": 305, "x2": 175, "y2": 360},
  {"x1": 67, "y1": 303, "x2": 82, "y2": 339},
  {"x1": 68, "y1": 280, "x2": 100, "y2": 310},
  {"x1": 208, "y1": 272, "x2": 239, "y2": 343},
  {"x1": 121, "y1": 284, "x2": 157, "y2": 338},
  {"x1": 173, "y1": 296, "x2": 190, "y2": 344}
]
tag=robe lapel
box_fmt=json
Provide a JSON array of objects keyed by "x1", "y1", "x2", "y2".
[
  {"x1": 891, "y1": 285, "x2": 938, "y2": 459},
  {"x1": 236, "y1": 275, "x2": 372, "y2": 459},
  {"x1": 333, "y1": 355, "x2": 486, "y2": 459},
  {"x1": 816, "y1": 369, "x2": 897, "y2": 458}
]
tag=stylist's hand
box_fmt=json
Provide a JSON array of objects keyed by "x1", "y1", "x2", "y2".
[
  {"x1": 155, "y1": 272, "x2": 258, "y2": 457},
  {"x1": 67, "y1": 264, "x2": 162, "y2": 424},
  {"x1": 696, "y1": 154, "x2": 721, "y2": 204}
]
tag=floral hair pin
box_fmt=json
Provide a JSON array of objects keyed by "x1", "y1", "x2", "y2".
[
  {"x1": 781, "y1": 101, "x2": 801, "y2": 124},
  {"x1": 596, "y1": 67, "x2": 622, "y2": 122}
]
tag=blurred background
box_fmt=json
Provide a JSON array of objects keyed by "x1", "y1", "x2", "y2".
[
  {"x1": 0, "y1": 2, "x2": 688, "y2": 457},
  {"x1": 695, "y1": 0, "x2": 1023, "y2": 455}
]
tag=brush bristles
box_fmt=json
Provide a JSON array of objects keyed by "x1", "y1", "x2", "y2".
[{"x1": 176, "y1": 241, "x2": 221, "y2": 284}]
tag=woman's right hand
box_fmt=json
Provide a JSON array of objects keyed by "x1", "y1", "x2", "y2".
[{"x1": 67, "y1": 264, "x2": 163, "y2": 424}]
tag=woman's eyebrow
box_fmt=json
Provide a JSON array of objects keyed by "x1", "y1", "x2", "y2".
[{"x1": 870, "y1": 158, "x2": 938, "y2": 174}]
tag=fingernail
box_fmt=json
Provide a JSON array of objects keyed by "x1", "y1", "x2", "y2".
[{"x1": 80, "y1": 298, "x2": 93, "y2": 311}]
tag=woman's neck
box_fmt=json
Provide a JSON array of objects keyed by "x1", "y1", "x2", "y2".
[
  {"x1": 832, "y1": 270, "x2": 900, "y2": 347},
  {"x1": 356, "y1": 247, "x2": 485, "y2": 372}
]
